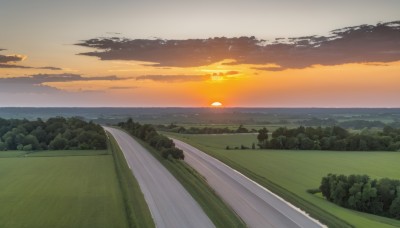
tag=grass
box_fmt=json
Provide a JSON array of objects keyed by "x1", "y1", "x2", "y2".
[
  {"x1": 167, "y1": 133, "x2": 400, "y2": 228},
  {"x1": 118, "y1": 129, "x2": 246, "y2": 228},
  {"x1": 0, "y1": 152, "x2": 128, "y2": 228},
  {"x1": 107, "y1": 133, "x2": 155, "y2": 228},
  {"x1": 0, "y1": 150, "x2": 109, "y2": 158},
  {"x1": 0, "y1": 151, "x2": 27, "y2": 157}
]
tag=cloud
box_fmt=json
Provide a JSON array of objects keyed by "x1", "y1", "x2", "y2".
[
  {"x1": 109, "y1": 86, "x2": 138, "y2": 89},
  {"x1": 0, "y1": 73, "x2": 130, "y2": 94},
  {"x1": 0, "y1": 49, "x2": 61, "y2": 70},
  {"x1": 0, "y1": 63, "x2": 62, "y2": 70},
  {"x1": 252, "y1": 66, "x2": 285, "y2": 72},
  {"x1": 206, "y1": 71, "x2": 239, "y2": 77},
  {"x1": 36, "y1": 66, "x2": 63, "y2": 70},
  {"x1": 0, "y1": 54, "x2": 25, "y2": 63},
  {"x1": 77, "y1": 21, "x2": 400, "y2": 70},
  {"x1": 0, "y1": 63, "x2": 31, "y2": 69},
  {"x1": 136, "y1": 75, "x2": 207, "y2": 82}
]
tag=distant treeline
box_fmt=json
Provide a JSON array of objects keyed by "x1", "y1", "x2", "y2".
[
  {"x1": 0, "y1": 117, "x2": 106, "y2": 151},
  {"x1": 319, "y1": 174, "x2": 400, "y2": 219},
  {"x1": 118, "y1": 119, "x2": 184, "y2": 159},
  {"x1": 257, "y1": 126, "x2": 400, "y2": 151},
  {"x1": 157, "y1": 124, "x2": 255, "y2": 134},
  {"x1": 299, "y1": 118, "x2": 400, "y2": 130}
]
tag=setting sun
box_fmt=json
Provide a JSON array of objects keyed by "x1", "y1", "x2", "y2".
[{"x1": 211, "y1": 101, "x2": 222, "y2": 107}]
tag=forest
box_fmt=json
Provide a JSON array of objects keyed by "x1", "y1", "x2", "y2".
[
  {"x1": 0, "y1": 117, "x2": 106, "y2": 151},
  {"x1": 319, "y1": 174, "x2": 400, "y2": 219},
  {"x1": 257, "y1": 126, "x2": 400, "y2": 151},
  {"x1": 118, "y1": 119, "x2": 184, "y2": 159}
]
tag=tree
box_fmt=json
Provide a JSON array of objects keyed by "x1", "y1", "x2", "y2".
[
  {"x1": 0, "y1": 141, "x2": 6, "y2": 151},
  {"x1": 257, "y1": 127, "x2": 269, "y2": 148},
  {"x1": 49, "y1": 134, "x2": 68, "y2": 150},
  {"x1": 23, "y1": 134, "x2": 40, "y2": 150},
  {"x1": 23, "y1": 144, "x2": 32, "y2": 151},
  {"x1": 236, "y1": 124, "x2": 249, "y2": 133},
  {"x1": 299, "y1": 137, "x2": 314, "y2": 150},
  {"x1": 390, "y1": 197, "x2": 400, "y2": 219},
  {"x1": 285, "y1": 137, "x2": 299, "y2": 149}
]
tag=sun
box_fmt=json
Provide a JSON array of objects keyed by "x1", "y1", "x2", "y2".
[{"x1": 211, "y1": 101, "x2": 222, "y2": 107}]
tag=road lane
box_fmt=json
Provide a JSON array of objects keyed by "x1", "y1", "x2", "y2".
[
  {"x1": 104, "y1": 127, "x2": 214, "y2": 228},
  {"x1": 172, "y1": 138, "x2": 326, "y2": 228}
]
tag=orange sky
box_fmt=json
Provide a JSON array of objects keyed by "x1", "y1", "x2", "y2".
[
  {"x1": 2, "y1": 58, "x2": 397, "y2": 107},
  {"x1": 1, "y1": 1, "x2": 399, "y2": 107}
]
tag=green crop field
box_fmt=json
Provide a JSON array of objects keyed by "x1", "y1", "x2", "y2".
[
  {"x1": 0, "y1": 150, "x2": 128, "y2": 228},
  {"x1": 167, "y1": 133, "x2": 400, "y2": 228}
]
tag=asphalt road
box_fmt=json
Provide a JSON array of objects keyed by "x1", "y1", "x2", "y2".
[
  {"x1": 172, "y1": 138, "x2": 326, "y2": 228},
  {"x1": 104, "y1": 127, "x2": 214, "y2": 228}
]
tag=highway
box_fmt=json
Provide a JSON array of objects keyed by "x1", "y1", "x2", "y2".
[
  {"x1": 172, "y1": 138, "x2": 326, "y2": 228},
  {"x1": 104, "y1": 127, "x2": 214, "y2": 228}
]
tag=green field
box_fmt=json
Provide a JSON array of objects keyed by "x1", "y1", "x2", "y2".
[
  {"x1": 0, "y1": 151, "x2": 128, "y2": 228},
  {"x1": 0, "y1": 144, "x2": 155, "y2": 228},
  {"x1": 167, "y1": 133, "x2": 400, "y2": 228}
]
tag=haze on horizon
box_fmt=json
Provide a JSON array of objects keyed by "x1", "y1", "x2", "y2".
[{"x1": 1, "y1": 0, "x2": 399, "y2": 107}]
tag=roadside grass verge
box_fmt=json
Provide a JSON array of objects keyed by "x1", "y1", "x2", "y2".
[
  {"x1": 119, "y1": 129, "x2": 246, "y2": 228},
  {"x1": 0, "y1": 150, "x2": 109, "y2": 158},
  {"x1": 107, "y1": 132, "x2": 155, "y2": 228}
]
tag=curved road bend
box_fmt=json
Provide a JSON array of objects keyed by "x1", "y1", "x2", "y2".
[
  {"x1": 172, "y1": 138, "x2": 326, "y2": 228},
  {"x1": 104, "y1": 127, "x2": 214, "y2": 228}
]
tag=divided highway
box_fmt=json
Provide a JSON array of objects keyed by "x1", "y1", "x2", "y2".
[
  {"x1": 172, "y1": 138, "x2": 326, "y2": 228},
  {"x1": 104, "y1": 127, "x2": 214, "y2": 228}
]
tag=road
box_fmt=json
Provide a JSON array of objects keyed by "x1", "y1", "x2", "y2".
[
  {"x1": 104, "y1": 127, "x2": 214, "y2": 228},
  {"x1": 172, "y1": 138, "x2": 326, "y2": 228}
]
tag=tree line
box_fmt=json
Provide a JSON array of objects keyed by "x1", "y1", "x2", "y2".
[
  {"x1": 298, "y1": 118, "x2": 397, "y2": 130},
  {"x1": 157, "y1": 123, "x2": 254, "y2": 134},
  {"x1": 118, "y1": 119, "x2": 184, "y2": 159},
  {"x1": 257, "y1": 126, "x2": 400, "y2": 151},
  {"x1": 0, "y1": 117, "x2": 106, "y2": 151},
  {"x1": 319, "y1": 174, "x2": 400, "y2": 219}
]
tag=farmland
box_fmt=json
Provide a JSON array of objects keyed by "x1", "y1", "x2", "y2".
[
  {"x1": 167, "y1": 133, "x2": 400, "y2": 228},
  {"x1": 0, "y1": 150, "x2": 128, "y2": 228}
]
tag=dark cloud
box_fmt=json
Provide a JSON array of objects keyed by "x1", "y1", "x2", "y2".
[
  {"x1": 0, "y1": 73, "x2": 130, "y2": 94},
  {"x1": 0, "y1": 49, "x2": 61, "y2": 70},
  {"x1": 0, "y1": 63, "x2": 62, "y2": 70},
  {"x1": 36, "y1": 66, "x2": 62, "y2": 70},
  {"x1": 0, "y1": 63, "x2": 31, "y2": 69},
  {"x1": 252, "y1": 66, "x2": 285, "y2": 72},
  {"x1": 77, "y1": 21, "x2": 400, "y2": 70},
  {"x1": 136, "y1": 75, "x2": 207, "y2": 82},
  {"x1": 206, "y1": 71, "x2": 240, "y2": 77},
  {"x1": 109, "y1": 86, "x2": 138, "y2": 89},
  {"x1": 0, "y1": 54, "x2": 25, "y2": 63}
]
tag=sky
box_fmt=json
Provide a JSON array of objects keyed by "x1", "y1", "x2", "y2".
[{"x1": 0, "y1": 0, "x2": 399, "y2": 107}]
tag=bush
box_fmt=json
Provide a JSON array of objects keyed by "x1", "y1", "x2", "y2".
[
  {"x1": 22, "y1": 144, "x2": 32, "y2": 151},
  {"x1": 306, "y1": 189, "x2": 321, "y2": 194}
]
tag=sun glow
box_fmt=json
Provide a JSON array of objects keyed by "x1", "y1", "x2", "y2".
[{"x1": 211, "y1": 101, "x2": 222, "y2": 107}]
